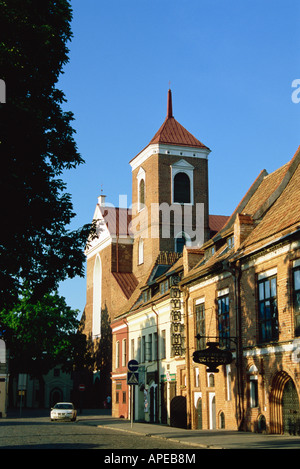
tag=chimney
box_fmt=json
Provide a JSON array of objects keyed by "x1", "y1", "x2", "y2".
[
  {"x1": 183, "y1": 246, "x2": 204, "y2": 275},
  {"x1": 98, "y1": 194, "x2": 106, "y2": 207},
  {"x1": 234, "y1": 213, "x2": 254, "y2": 250}
]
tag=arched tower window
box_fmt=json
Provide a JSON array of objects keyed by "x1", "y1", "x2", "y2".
[
  {"x1": 175, "y1": 231, "x2": 191, "y2": 253},
  {"x1": 93, "y1": 254, "x2": 102, "y2": 339},
  {"x1": 139, "y1": 178, "x2": 145, "y2": 206},
  {"x1": 137, "y1": 167, "x2": 146, "y2": 211},
  {"x1": 174, "y1": 172, "x2": 190, "y2": 203},
  {"x1": 171, "y1": 159, "x2": 194, "y2": 205},
  {"x1": 175, "y1": 234, "x2": 186, "y2": 253}
]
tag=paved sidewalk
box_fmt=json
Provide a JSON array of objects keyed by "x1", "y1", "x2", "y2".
[{"x1": 93, "y1": 415, "x2": 300, "y2": 449}]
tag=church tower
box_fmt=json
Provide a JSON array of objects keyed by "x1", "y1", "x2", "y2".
[{"x1": 130, "y1": 89, "x2": 211, "y2": 281}]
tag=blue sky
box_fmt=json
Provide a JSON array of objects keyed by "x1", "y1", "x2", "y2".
[{"x1": 58, "y1": 0, "x2": 300, "y2": 315}]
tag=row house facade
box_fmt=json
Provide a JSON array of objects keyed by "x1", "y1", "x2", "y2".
[
  {"x1": 181, "y1": 144, "x2": 300, "y2": 433},
  {"x1": 112, "y1": 145, "x2": 300, "y2": 433},
  {"x1": 112, "y1": 144, "x2": 300, "y2": 433},
  {"x1": 83, "y1": 89, "x2": 300, "y2": 433}
]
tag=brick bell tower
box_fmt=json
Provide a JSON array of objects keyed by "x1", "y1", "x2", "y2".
[{"x1": 129, "y1": 89, "x2": 211, "y2": 282}]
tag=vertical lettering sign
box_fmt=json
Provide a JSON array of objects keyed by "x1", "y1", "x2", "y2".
[{"x1": 170, "y1": 276, "x2": 184, "y2": 356}]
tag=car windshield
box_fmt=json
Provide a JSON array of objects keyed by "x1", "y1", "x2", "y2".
[{"x1": 54, "y1": 403, "x2": 73, "y2": 410}]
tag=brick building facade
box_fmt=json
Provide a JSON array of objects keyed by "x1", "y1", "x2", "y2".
[
  {"x1": 181, "y1": 145, "x2": 300, "y2": 432},
  {"x1": 83, "y1": 89, "x2": 300, "y2": 433}
]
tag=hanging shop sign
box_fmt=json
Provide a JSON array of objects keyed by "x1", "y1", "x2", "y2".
[{"x1": 193, "y1": 341, "x2": 233, "y2": 373}]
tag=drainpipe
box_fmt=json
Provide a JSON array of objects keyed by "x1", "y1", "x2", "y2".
[
  {"x1": 122, "y1": 317, "x2": 129, "y2": 418},
  {"x1": 182, "y1": 285, "x2": 192, "y2": 429},
  {"x1": 151, "y1": 303, "x2": 160, "y2": 423},
  {"x1": 122, "y1": 317, "x2": 129, "y2": 359},
  {"x1": 222, "y1": 259, "x2": 244, "y2": 430},
  {"x1": 234, "y1": 260, "x2": 244, "y2": 430},
  {"x1": 116, "y1": 235, "x2": 119, "y2": 273}
]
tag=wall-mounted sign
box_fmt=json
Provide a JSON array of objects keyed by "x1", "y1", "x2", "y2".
[
  {"x1": 193, "y1": 341, "x2": 233, "y2": 373},
  {"x1": 170, "y1": 286, "x2": 185, "y2": 356}
]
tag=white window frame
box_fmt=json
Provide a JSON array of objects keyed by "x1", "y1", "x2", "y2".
[
  {"x1": 138, "y1": 238, "x2": 144, "y2": 265},
  {"x1": 137, "y1": 167, "x2": 146, "y2": 212},
  {"x1": 171, "y1": 159, "x2": 194, "y2": 205}
]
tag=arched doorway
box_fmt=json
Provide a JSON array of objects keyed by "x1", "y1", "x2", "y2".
[
  {"x1": 282, "y1": 379, "x2": 300, "y2": 435},
  {"x1": 50, "y1": 388, "x2": 62, "y2": 407},
  {"x1": 196, "y1": 397, "x2": 203, "y2": 429},
  {"x1": 170, "y1": 396, "x2": 187, "y2": 428},
  {"x1": 270, "y1": 371, "x2": 300, "y2": 434}
]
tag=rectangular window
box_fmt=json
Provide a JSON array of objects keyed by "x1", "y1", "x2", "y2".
[
  {"x1": 137, "y1": 337, "x2": 141, "y2": 363},
  {"x1": 143, "y1": 289, "x2": 151, "y2": 303},
  {"x1": 195, "y1": 367, "x2": 200, "y2": 387},
  {"x1": 195, "y1": 301, "x2": 205, "y2": 350},
  {"x1": 153, "y1": 332, "x2": 158, "y2": 360},
  {"x1": 138, "y1": 239, "x2": 144, "y2": 265},
  {"x1": 226, "y1": 364, "x2": 232, "y2": 401},
  {"x1": 115, "y1": 341, "x2": 120, "y2": 369},
  {"x1": 122, "y1": 391, "x2": 126, "y2": 404},
  {"x1": 258, "y1": 275, "x2": 278, "y2": 343},
  {"x1": 250, "y1": 378, "x2": 258, "y2": 408},
  {"x1": 160, "y1": 279, "x2": 169, "y2": 294},
  {"x1": 142, "y1": 336, "x2": 146, "y2": 363},
  {"x1": 122, "y1": 338, "x2": 127, "y2": 367},
  {"x1": 218, "y1": 292, "x2": 230, "y2": 348},
  {"x1": 146, "y1": 334, "x2": 153, "y2": 361},
  {"x1": 293, "y1": 265, "x2": 300, "y2": 336},
  {"x1": 161, "y1": 330, "x2": 166, "y2": 359}
]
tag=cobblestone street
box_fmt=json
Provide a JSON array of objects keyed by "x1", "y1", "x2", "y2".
[
  {"x1": 1, "y1": 410, "x2": 300, "y2": 451},
  {"x1": 0, "y1": 411, "x2": 196, "y2": 451}
]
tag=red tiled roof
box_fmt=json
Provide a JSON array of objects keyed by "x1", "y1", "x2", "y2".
[
  {"x1": 130, "y1": 90, "x2": 209, "y2": 164},
  {"x1": 148, "y1": 115, "x2": 209, "y2": 149},
  {"x1": 209, "y1": 215, "x2": 229, "y2": 235},
  {"x1": 242, "y1": 145, "x2": 300, "y2": 248},
  {"x1": 112, "y1": 272, "x2": 138, "y2": 299}
]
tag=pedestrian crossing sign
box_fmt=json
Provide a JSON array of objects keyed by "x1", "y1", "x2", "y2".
[{"x1": 127, "y1": 371, "x2": 139, "y2": 385}]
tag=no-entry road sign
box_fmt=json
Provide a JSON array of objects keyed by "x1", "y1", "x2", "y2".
[{"x1": 127, "y1": 359, "x2": 139, "y2": 372}]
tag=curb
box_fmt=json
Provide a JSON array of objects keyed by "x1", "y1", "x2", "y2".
[{"x1": 96, "y1": 424, "x2": 225, "y2": 450}]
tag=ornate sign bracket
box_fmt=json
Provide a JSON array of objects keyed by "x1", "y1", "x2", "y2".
[{"x1": 195, "y1": 334, "x2": 238, "y2": 346}]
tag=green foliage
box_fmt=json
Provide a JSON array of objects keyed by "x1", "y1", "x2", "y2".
[
  {"x1": 0, "y1": 290, "x2": 81, "y2": 377},
  {"x1": 0, "y1": 0, "x2": 91, "y2": 309}
]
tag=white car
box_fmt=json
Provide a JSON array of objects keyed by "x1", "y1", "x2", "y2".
[{"x1": 50, "y1": 402, "x2": 77, "y2": 422}]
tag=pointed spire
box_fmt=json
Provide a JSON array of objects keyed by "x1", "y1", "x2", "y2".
[{"x1": 167, "y1": 88, "x2": 173, "y2": 119}]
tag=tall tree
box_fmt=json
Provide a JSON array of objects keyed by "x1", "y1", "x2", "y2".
[
  {"x1": 0, "y1": 290, "x2": 82, "y2": 406},
  {"x1": 0, "y1": 0, "x2": 90, "y2": 309}
]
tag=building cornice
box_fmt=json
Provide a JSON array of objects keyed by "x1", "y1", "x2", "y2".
[{"x1": 130, "y1": 143, "x2": 210, "y2": 172}]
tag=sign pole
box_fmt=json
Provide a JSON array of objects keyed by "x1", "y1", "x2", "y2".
[
  {"x1": 130, "y1": 386, "x2": 133, "y2": 428},
  {"x1": 127, "y1": 360, "x2": 139, "y2": 428}
]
